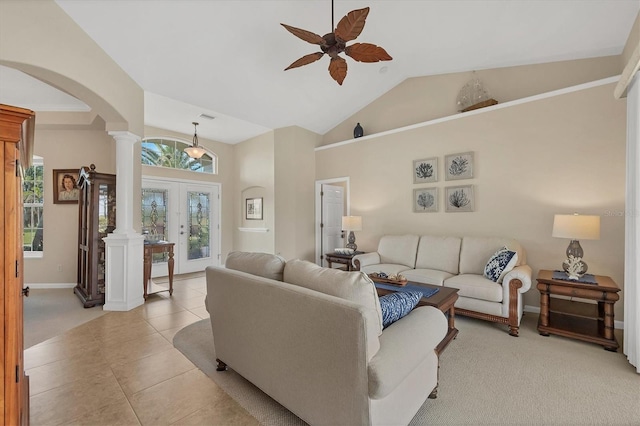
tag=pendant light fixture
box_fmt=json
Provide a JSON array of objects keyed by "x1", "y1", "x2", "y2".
[{"x1": 184, "y1": 122, "x2": 206, "y2": 159}]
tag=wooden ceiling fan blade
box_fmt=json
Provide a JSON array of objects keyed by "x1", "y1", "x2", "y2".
[
  {"x1": 328, "y1": 56, "x2": 347, "y2": 85},
  {"x1": 280, "y1": 23, "x2": 325, "y2": 45},
  {"x1": 345, "y1": 43, "x2": 392, "y2": 63},
  {"x1": 334, "y1": 7, "x2": 369, "y2": 42},
  {"x1": 284, "y1": 52, "x2": 325, "y2": 70}
]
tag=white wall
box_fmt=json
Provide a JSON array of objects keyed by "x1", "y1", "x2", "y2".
[{"x1": 316, "y1": 82, "x2": 626, "y2": 318}]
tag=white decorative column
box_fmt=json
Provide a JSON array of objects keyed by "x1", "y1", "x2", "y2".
[
  {"x1": 624, "y1": 72, "x2": 640, "y2": 373},
  {"x1": 103, "y1": 131, "x2": 145, "y2": 311}
]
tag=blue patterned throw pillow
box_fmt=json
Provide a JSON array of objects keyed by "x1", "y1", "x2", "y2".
[
  {"x1": 379, "y1": 291, "x2": 423, "y2": 328},
  {"x1": 483, "y1": 246, "x2": 518, "y2": 283}
]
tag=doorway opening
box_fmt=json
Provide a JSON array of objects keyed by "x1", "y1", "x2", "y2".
[{"x1": 315, "y1": 177, "x2": 350, "y2": 266}]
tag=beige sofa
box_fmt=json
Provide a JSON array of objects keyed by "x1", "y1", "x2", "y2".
[
  {"x1": 353, "y1": 235, "x2": 532, "y2": 336},
  {"x1": 206, "y1": 252, "x2": 448, "y2": 426}
]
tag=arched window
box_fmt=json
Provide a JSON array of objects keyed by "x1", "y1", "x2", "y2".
[{"x1": 141, "y1": 137, "x2": 216, "y2": 174}]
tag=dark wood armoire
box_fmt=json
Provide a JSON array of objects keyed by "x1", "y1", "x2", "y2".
[{"x1": 75, "y1": 164, "x2": 116, "y2": 308}]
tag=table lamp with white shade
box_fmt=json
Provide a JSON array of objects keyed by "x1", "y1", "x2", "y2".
[
  {"x1": 342, "y1": 216, "x2": 362, "y2": 251},
  {"x1": 552, "y1": 213, "x2": 600, "y2": 279}
]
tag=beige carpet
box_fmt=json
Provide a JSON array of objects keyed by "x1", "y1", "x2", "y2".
[
  {"x1": 173, "y1": 314, "x2": 640, "y2": 425},
  {"x1": 24, "y1": 288, "x2": 106, "y2": 348}
]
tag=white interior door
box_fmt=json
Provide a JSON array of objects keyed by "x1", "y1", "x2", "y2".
[
  {"x1": 142, "y1": 177, "x2": 220, "y2": 276},
  {"x1": 321, "y1": 184, "x2": 345, "y2": 266}
]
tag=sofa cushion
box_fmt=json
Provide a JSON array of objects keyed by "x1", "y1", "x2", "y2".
[
  {"x1": 459, "y1": 237, "x2": 524, "y2": 275},
  {"x1": 401, "y1": 269, "x2": 454, "y2": 286},
  {"x1": 379, "y1": 291, "x2": 422, "y2": 328},
  {"x1": 368, "y1": 306, "x2": 447, "y2": 399},
  {"x1": 483, "y1": 247, "x2": 518, "y2": 283},
  {"x1": 415, "y1": 235, "x2": 462, "y2": 274},
  {"x1": 360, "y1": 264, "x2": 413, "y2": 276},
  {"x1": 377, "y1": 235, "x2": 420, "y2": 268},
  {"x1": 444, "y1": 274, "x2": 503, "y2": 302},
  {"x1": 225, "y1": 251, "x2": 286, "y2": 281},
  {"x1": 283, "y1": 259, "x2": 383, "y2": 336}
]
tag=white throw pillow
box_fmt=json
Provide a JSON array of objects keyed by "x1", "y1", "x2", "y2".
[{"x1": 483, "y1": 247, "x2": 518, "y2": 283}]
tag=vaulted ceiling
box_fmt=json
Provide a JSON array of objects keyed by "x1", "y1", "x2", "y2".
[{"x1": 1, "y1": 0, "x2": 638, "y2": 143}]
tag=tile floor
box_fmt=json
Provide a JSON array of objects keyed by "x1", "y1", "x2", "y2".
[{"x1": 25, "y1": 274, "x2": 259, "y2": 425}]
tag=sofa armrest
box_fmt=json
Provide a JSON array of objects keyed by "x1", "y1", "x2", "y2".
[
  {"x1": 367, "y1": 306, "x2": 447, "y2": 399},
  {"x1": 353, "y1": 252, "x2": 380, "y2": 270},
  {"x1": 503, "y1": 264, "x2": 532, "y2": 293}
]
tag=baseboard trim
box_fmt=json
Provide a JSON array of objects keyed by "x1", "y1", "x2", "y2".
[
  {"x1": 27, "y1": 283, "x2": 75, "y2": 289},
  {"x1": 524, "y1": 304, "x2": 624, "y2": 330}
]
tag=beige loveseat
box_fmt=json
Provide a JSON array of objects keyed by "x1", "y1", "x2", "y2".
[
  {"x1": 205, "y1": 252, "x2": 447, "y2": 426},
  {"x1": 353, "y1": 235, "x2": 532, "y2": 336}
]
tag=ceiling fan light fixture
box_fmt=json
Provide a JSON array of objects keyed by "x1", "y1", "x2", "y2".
[
  {"x1": 184, "y1": 121, "x2": 207, "y2": 159},
  {"x1": 280, "y1": 1, "x2": 392, "y2": 85}
]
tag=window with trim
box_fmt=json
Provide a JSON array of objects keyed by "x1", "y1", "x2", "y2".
[
  {"x1": 23, "y1": 156, "x2": 44, "y2": 256},
  {"x1": 141, "y1": 138, "x2": 216, "y2": 174}
]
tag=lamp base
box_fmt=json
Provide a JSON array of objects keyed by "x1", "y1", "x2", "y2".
[
  {"x1": 345, "y1": 231, "x2": 357, "y2": 251},
  {"x1": 562, "y1": 255, "x2": 588, "y2": 280}
]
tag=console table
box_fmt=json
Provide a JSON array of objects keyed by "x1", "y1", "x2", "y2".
[
  {"x1": 143, "y1": 241, "x2": 175, "y2": 300},
  {"x1": 536, "y1": 269, "x2": 620, "y2": 351}
]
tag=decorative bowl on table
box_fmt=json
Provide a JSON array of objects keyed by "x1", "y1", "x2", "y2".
[
  {"x1": 334, "y1": 248, "x2": 355, "y2": 255},
  {"x1": 368, "y1": 272, "x2": 408, "y2": 286}
]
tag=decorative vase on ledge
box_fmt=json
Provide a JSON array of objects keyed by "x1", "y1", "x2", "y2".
[{"x1": 354, "y1": 123, "x2": 364, "y2": 138}]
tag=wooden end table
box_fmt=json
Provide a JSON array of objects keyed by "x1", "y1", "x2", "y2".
[
  {"x1": 536, "y1": 269, "x2": 620, "y2": 351},
  {"x1": 373, "y1": 281, "x2": 459, "y2": 355},
  {"x1": 324, "y1": 251, "x2": 363, "y2": 271}
]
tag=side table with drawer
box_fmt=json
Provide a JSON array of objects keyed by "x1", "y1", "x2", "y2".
[
  {"x1": 324, "y1": 251, "x2": 363, "y2": 271},
  {"x1": 536, "y1": 269, "x2": 620, "y2": 351}
]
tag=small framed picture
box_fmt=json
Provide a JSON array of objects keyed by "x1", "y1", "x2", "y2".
[
  {"x1": 53, "y1": 169, "x2": 80, "y2": 204},
  {"x1": 413, "y1": 157, "x2": 438, "y2": 183},
  {"x1": 445, "y1": 185, "x2": 474, "y2": 212},
  {"x1": 245, "y1": 197, "x2": 263, "y2": 220},
  {"x1": 413, "y1": 188, "x2": 438, "y2": 213},
  {"x1": 445, "y1": 151, "x2": 474, "y2": 180}
]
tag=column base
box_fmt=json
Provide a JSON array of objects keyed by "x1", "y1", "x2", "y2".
[{"x1": 103, "y1": 233, "x2": 145, "y2": 311}]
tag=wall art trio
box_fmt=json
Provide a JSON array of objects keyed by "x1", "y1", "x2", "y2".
[{"x1": 412, "y1": 152, "x2": 475, "y2": 213}]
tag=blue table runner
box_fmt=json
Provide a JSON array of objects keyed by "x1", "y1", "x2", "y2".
[{"x1": 374, "y1": 282, "x2": 440, "y2": 298}]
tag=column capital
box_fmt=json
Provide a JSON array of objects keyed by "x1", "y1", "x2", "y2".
[{"x1": 108, "y1": 130, "x2": 141, "y2": 144}]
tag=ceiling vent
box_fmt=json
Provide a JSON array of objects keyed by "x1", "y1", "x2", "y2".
[{"x1": 198, "y1": 113, "x2": 216, "y2": 120}]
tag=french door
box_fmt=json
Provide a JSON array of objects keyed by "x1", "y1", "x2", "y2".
[{"x1": 142, "y1": 177, "x2": 220, "y2": 276}]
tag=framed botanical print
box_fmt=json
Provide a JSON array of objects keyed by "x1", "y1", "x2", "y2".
[
  {"x1": 246, "y1": 197, "x2": 263, "y2": 220},
  {"x1": 445, "y1": 185, "x2": 474, "y2": 212},
  {"x1": 413, "y1": 187, "x2": 438, "y2": 213},
  {"x1": 53, "y1": 169, "x2": 80, "y2": 204},
  {"x1": 445, "y1": 151, "x2": 474, "y2": 180},
  {"x1": 413, "y1": 157, "x2": 438, "y2": 183}
]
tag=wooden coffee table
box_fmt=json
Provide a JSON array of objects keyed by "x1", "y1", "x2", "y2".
[{"x1": 374, "y1": 281, "x2": 459, "y2": 354}]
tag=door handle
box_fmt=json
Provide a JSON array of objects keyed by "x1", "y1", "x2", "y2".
[{"x1": 22, "y1": 286, "x2": 29, "y2": 297}]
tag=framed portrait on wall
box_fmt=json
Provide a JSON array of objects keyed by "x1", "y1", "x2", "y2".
[
  {"x1": 53, "y1": 169, "x2": 80, "y2": 204},
  {"x1": 246, "y1": 197, "x2": 263, "y2": 220}
]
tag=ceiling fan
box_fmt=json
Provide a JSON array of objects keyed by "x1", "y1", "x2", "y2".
[{"x1": 281, "y1": 1, "x2": 392, "y2": 85}]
